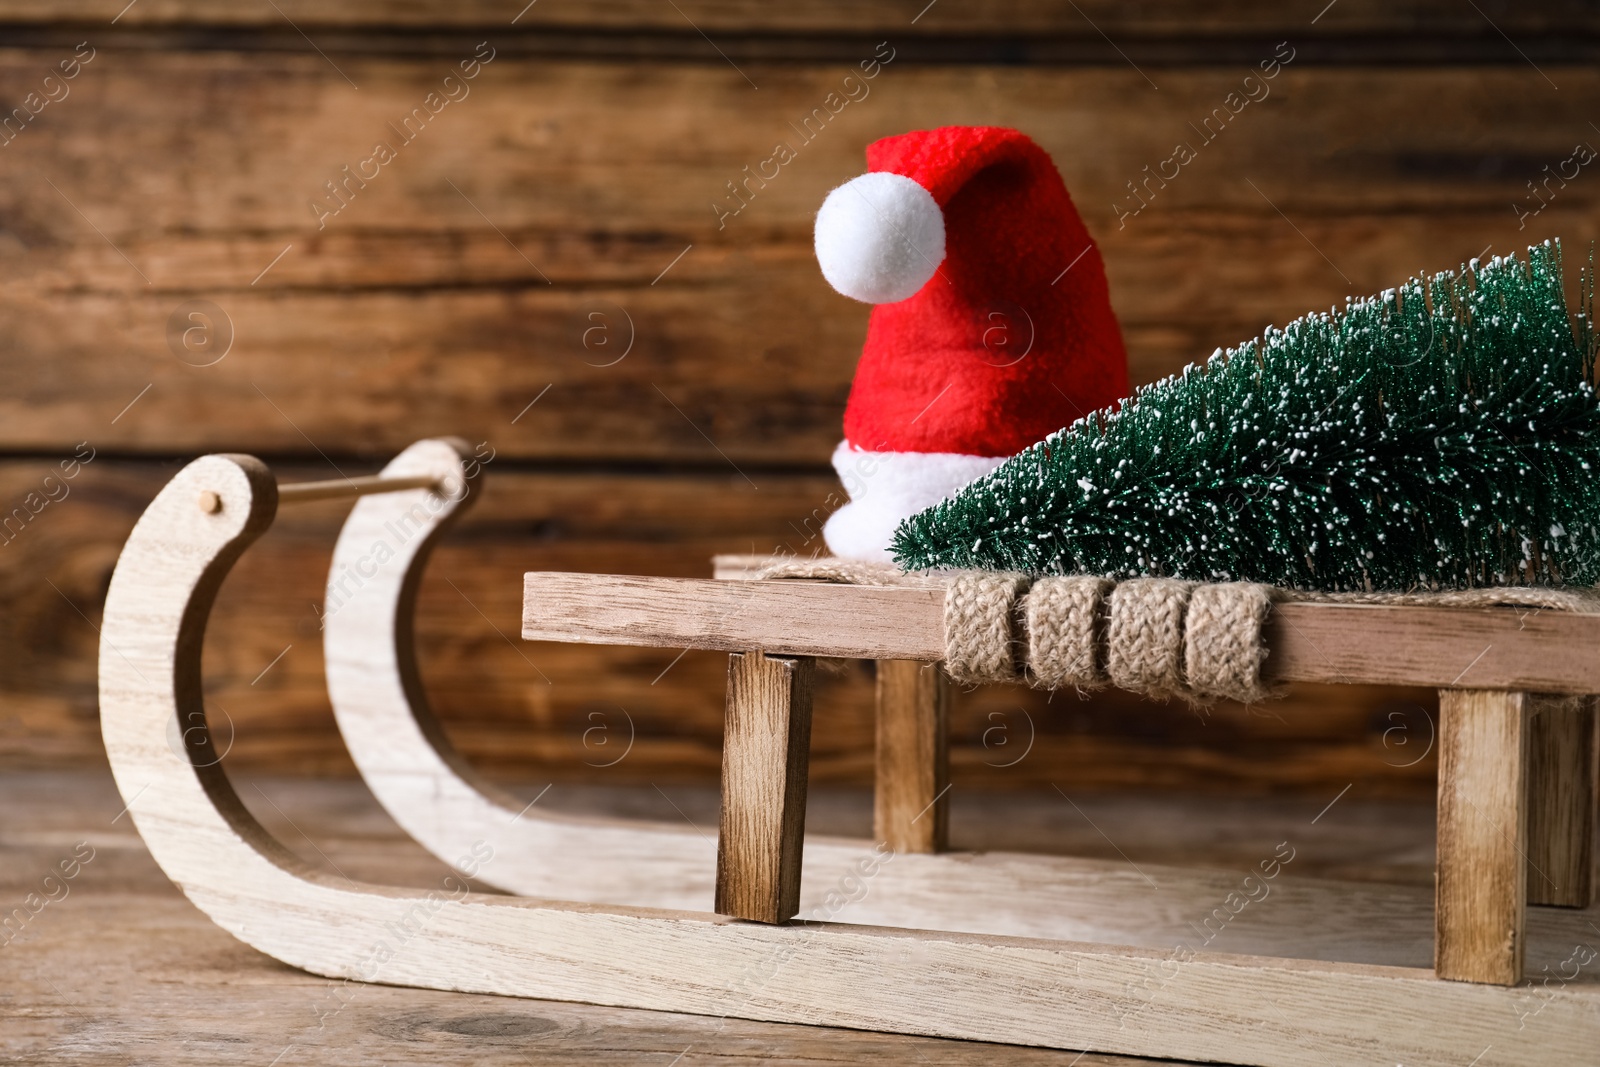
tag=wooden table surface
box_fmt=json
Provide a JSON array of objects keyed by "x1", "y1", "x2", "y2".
[{"x1": 1, "y1": 765, "x2": 1436, "y2": 1065}]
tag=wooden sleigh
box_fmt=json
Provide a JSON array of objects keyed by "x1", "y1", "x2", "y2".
[{"x1": 99, "y1": 438, "x2": 1600, "y2": 1066}]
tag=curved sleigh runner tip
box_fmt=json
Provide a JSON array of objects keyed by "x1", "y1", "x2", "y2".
[
  {"x1": 320, "y1": 438, "x2": 721, "y2": 911},
  {"x1": 100, "y1": 442, "x2": 1600, "y2": 1067},
  {"x1": 321, "y1": 440, "x2": 1017, "y2": 918}
]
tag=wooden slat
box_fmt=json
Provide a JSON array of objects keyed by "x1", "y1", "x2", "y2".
[
  {"x1": 1262, "y1": 605, "x2": 1600, "y2": 694},
  {"x1": 1527, "y1": 696, "x2": 1599, "y2": 908},
  {"x1": 874, "y1": 660, "x2": 949, "y2": 853},
  {"x1": 524, "y1": 573, "x2": 947, "y2": 662},
  {"x1": 4, "y1": 53, "x2": 1600, "y2": 460},
  {"x1": 524, "y1": 573, "x2": 1600, "y2": 695},
  {"x1": 2, "y1": 1, "x2": 1595, "y2": 35},
  {"x1": 716, "y1": 652, "x2": 815, "y2": 923},
  {"x1": 1436, "y1": 689, "x2": 1530, "y2": 985}
]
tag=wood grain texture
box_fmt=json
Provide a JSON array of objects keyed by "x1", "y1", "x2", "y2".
[
  {"x1": 3, "y1": 1, "x2": 1597, "y2": 36},
  {"x1": 1527, "y1": 696, "x2": 1598, "y2": 908},
  {"x1": 9, "y1": 897, "x2": 1179, "y2": 1067},
  {"x1": 1436, "y1": 689, "x2": 1530, "y2": 985},
  {"x1": 524, "y1": 572, "x2": 1600, "y2": 695},
  {"x1": 17, "y1": 8, "x2": 1600, "y2": 796},
  {"x1": 2, "y1": 53, "x2": 1599, "y2": 460},
  {"x1": 12, "y1": 22, "x2": 1600, "y2": 802},
  {"x1": 523, "y1": 574, "x2": 948, "y2": 661},
  {"x1": 874, "y1": 660, "x2": 949, "y2": 853},
  {"x1": 0, "y1": 767, "x2": 1533, "y2": 1067},
  {"x1": 715, "y1": 652, "x2": 815, "y2": 923}
]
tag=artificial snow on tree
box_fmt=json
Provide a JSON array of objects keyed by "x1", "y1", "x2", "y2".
[{"x1": 892, "y1": 240, "x2": 1600, "y2": 592}]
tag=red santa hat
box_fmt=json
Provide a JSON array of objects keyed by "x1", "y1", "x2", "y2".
[{"x1": 816, "y1": 125, "x2": 1129, "y2": 562}]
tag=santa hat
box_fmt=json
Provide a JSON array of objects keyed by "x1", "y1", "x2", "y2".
[{"x1": 816, "y1": 125, "x2": 1129, "y2": 562}]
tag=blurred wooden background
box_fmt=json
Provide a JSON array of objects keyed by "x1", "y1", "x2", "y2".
[{"x1": 3, "y1": 1, "x2": 1598, "y2": 797}]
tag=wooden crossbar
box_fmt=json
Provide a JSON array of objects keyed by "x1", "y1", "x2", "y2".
[
  {"x1": 522, "y1": 572, "x2": 1600, "y2": 694},
  {"x1": 276, "y1": 474, "x2": 440, "y2": 504}
]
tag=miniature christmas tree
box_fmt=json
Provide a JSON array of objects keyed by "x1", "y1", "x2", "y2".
[{"x1": 891, "y1": 241, "x2": 1600, "y2": 591}]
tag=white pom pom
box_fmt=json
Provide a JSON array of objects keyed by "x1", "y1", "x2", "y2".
[{"x1": 814, "y1": 172, "x2": 945, "y2": 304}]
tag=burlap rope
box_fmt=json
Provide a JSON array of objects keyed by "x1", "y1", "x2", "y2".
[
  {"x1": 750, "y1": 557, "x2": 1599, "y2": 703},
  {"x1": 754, "y1": 557, "x2": 945, "y2": 588},
  {"x1": 1022, "y1": 576, "x2": 1112, "y2": 690},
  {"x1": 1104, "y1": 578, "x2": 1196, "y2": 700},
  {"x1": 942, "y1": 573, "x2": 1030, "y2": 685},
  {"x1": 1185, "y1": 583, "x2": 1281, "y2": 704}
]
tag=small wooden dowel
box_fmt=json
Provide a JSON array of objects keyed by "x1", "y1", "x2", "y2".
[{"x1": 275, "y1": 474, "x2": 441, "y2": 505}]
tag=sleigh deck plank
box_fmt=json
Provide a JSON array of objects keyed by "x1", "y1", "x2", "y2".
[{"x1": 524, "y1": 572, "x2": 1600, "y2": 694}]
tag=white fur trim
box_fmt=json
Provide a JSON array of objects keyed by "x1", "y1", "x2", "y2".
[
  {"x1": 814, "y1": 172, "x2": 945, "y2": 304},
  {"x1": 823, "y1": 441, "x2": 1005, "y2": 563}
]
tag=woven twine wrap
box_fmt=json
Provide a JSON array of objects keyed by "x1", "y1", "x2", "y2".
[
  {"x1": 1184, "y1": 583, "x2": 1280, "y2": 704},
  {"x1": 1023, "y1": 576, "x2": 1112, "y2": 690},
  {"x1": 1104, "y1": 579, "x2": 1196, "y2": 699},
  {"x1": 750, "y1": 557, "x2": 1600, "y2": 704},
  {"x1": 943, "y1": 573, "x2": 1031, "y2": 685}
]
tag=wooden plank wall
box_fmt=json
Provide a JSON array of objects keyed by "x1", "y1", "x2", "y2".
[{"x1": 3, "y1": 1, "x2": 1597, "y2": 795}]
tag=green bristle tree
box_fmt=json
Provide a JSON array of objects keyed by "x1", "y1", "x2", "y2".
[{"x1": 891, "y1": 241, "x2": 1600, "y2": 591}]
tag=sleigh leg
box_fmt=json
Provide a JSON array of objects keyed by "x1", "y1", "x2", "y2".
[
  {"x1": 715, "y1": 651, "x2": 815, "y2": 923},
  {"x1": 1526, "y1": 695, "x2": 1598, "y2": 908},
  {"x1": 1435, "y1": 688, "x2": 1530, "y2": 985},
  {"x1": 874, "y1": 660, "x2": 950, "y2": 854}
]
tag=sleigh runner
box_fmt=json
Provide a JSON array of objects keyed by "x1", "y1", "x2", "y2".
[{"x1": 97, "y1": 437, "x2": 1600, "y2": 1067}]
